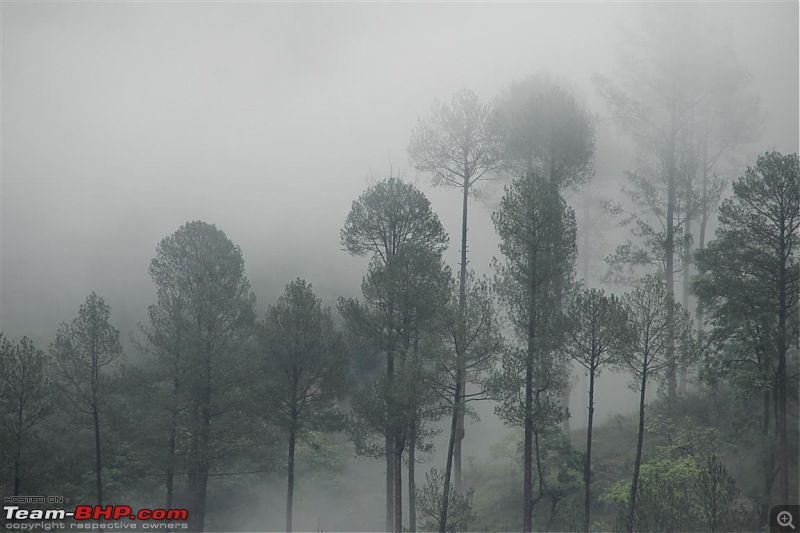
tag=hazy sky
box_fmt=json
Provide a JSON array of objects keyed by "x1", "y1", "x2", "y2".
[{"x1": 1, "y1": 2, "x2": 798, "y2": 424}]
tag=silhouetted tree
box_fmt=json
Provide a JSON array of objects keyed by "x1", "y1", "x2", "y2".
[
  {"x1": 340, "y1": 177, "x2": 449, "y2": 532},
  {"x1": 409, "y1": 89, "x2": 502, "y2": 491},
  {"x1": 492, "y1": 173, "x2": 576, "y2": 532},
  {"x1": 494, "y1": 74, "x2": 595, "y2": 189},
  {"x1": 0, "y1": 335, "x2": 53, "y2": 496},
  {"x1": 149, "y1": 221, "x2": 256, "y2": 532},
  {"x1": 596, "y1": 3, "x2": 760, "y2": 407},
  {"x1": 494, "y1": 74, "x2": 596, "y2": 433},
  {"x1": 563, "y1": 289, "x2": 629, "y2": 531},
  {"x1": 618, "y1": 276, "x2": 693, "y2": 533},
  {"x1": 51, "y1": 292, "x2": 122, "y2": 506},
  {"x1": 259, "y1": 279, "x2": 347, "y2": 533},
  {"x1": 695, "y1": 152, "x2": 799, "y2": 513}
]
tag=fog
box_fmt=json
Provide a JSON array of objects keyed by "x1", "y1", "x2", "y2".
[{"x1": 1, "y1": 2, "x2": 797, "y2": 531}]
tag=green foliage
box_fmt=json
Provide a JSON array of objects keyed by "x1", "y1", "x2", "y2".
[
  {"x1": 618, "y1": 276, "x2": 695, "y2": 387},
  {"x1": 0, "y1": 335, "x2": 55, "y2": 495},
  {"x1": 340, "y1": 179, "x2": 452, "y2": 458},
  {"x1": 416, "y1": 468, "x2": 476, "y2": 533},
  {"x1": 602, "y1": 454, "x2": 749, "y2": 533},
  {"x1": 535, "y1": 429, "x2": 585, "y2": 526},
  {"x1": 492, "y1": 171, "x2": 577, "y2": 529},
  {"x1": 647, "y1": 411, "x2": 725, "y2": 460},
  {"x1": 694, "y1": 153, "x2": 800, "y2": 392},
  {"x1": 564, "y1": 288, "x2": 629, "y2": 376},
  {"x1": 342, "y1": 245, "x2": 452, "y2": 458},
  {"x1": 595, "y1": 5, "x2": 759, "y2": 287},
  {"x1": 492, "y1": 172, "x2": 576, "y2": 341},
  {"x1": 147, "y1": 219, "x2": 257, "y2": 394},
  {"x1": 471, "y1": 432, "x2": 524, "y2": 531},
  {"x1": 293, "y1": 430, "x2": 349, "y2": 492},
  {"x1": 492, "y1": 173, "x2": 576, "y2": 429},
  {"x1": 259, "y1": 278, "x2": 347, "y2": 433},
  {"x1": 695, "y1": 152, "x2": 799, "y2": 338},
  {"x1": 439, "y1": 272, "x2": 504, "y2": 400},
  {"x1": 695, "y1": 455, "x2": 749, "y2": 532},
  {"x1": 494, "y1": 73, "x2": 595, "y2": 189},
  {"x1": 493, "y1": 345, "x2": 567, "y2": 431},
  {"x1": 51, "y1": 292, "x2": 123, "y2": 420},
  {"x1": 340, "y1": 176, "x2": 448, "y2": 261},
  {"x1": 408, "y1": 89, "x2": 502, "y2": 191},
  {"x1": 145, "y1": 220, "x2": 257, "y2": 529},
  {"x1": 471, "y1": 429, "x2": 585, "y2": 532},
  {"x1": 694, "y1": 151, "x2": 800, "y2": 511}
]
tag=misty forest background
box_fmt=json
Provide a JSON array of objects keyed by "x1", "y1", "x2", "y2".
[{"x1": 1, "y1": 3, "x2": 798, "y2": 533}]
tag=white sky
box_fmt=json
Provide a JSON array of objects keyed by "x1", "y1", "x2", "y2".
[{"x1": 1, "y1": 0, "x2": 797, "y2": 349}]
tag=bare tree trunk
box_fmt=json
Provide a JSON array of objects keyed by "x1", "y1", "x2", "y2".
[
  {"x1": 394, "y1": 444, "x2": 403, "y2": 533},
  {"x1": 696, "y1": 118, "x2": 709, "y2": 335},
  {"x1": 760, "y1": 387, "x2": 774, "y2": 527},
  {"x1": 680, "y1": 118, "x2": 696, "y2": 397},
  {"x1": 523, "y1": 340, "x2": 534, "y2": 532},
  {"x1": 627, "y1": 368, "x2": 648, "y2": 533},
  {"x1": 165, "y1": 432, "x2": 176, "y2": 508},
  {"x1": 546, "y1": 497, "x2": 560, "y2": 532},
  {"x1": 14, "y1": 401, "x2": 23, "y2": 496},
  {"x1": 561, "y1": 387, "x2": 571, "y2": 433},
  {"x1": 386, "y1": 361, "x2": 395, "y2": 532},
  {"x1": 13, "y1": 452, "x2": 21, "y2": 496},
  {"x1": 93, "y1": 404, "x2": 103, "y2": 507},
  {"x1": 408, "y1": 426, "x2": 417, "y2": 533},
  {"x1": 664, "y1": 104, "x2": 679, "y2": 417},
  {"x1": 534, "y1": 426, "x2": 545, "y2": 504},
  {"x1": 778, "y1": 235, "x2": 789, "y2": 503},
  {"x1": 286, "y1": 415, "x2": 297, "y2": 533},
  {"x1": 438, "y1": 378, "x2": 460, "y2": 533},
  {"x1": 454, "y1": 173, "x2": 469, "y2": 492},
  {"x1": 582, "y1": 184, "x2": 592, "y2": 288},
  {"x1": 187, "y1": 452, "x2": 209, "y2": 533},
  {"x1": 385, "y1": 300, "x2": 396, "y2": 533},
  {"x1": 166, "y1": 375, "x2": 179, "y2": 508},
  {"x1": 523, "y1": 258, "x2": 539, "y2": 533},
  {"x1": 583, "y1": 367, "x2": 596, "y2": 533},
  {"x1": 187, "y1": 379, "x2": 211, "y2": 533}
]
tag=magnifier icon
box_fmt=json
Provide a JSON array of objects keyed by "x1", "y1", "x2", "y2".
[{"x1": 778, "y1": 511, "x2": 796, "y2": 530}]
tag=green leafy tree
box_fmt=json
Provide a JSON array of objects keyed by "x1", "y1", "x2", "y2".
[
  {"x1": 416, "y1": 468, "x2": 476, "y2": 533},
  {"x1": 340, "y1": 177, "x2": 449, "y2": 532},
  {"x1": 603, "y1": 453, "x2": 748, "y2": 532},
  {"x1": 390, "y1": 247, "x2": 454, "y2": 533},
  {"x1": 408, "y1": 89, "x2": 503, "y2": 492},
  {"x1": 0, "y1": 335, "x2": 54, "y2": 495},
  {"x1": 148, "y1": 221, "x2": 256, "y2": 532},
  {"x1": 344, "y1": 245, "x2": 451, "y2": 533},
  {"x1": 51, "y1": 292, "x2": 122, "y2": 506},
  {"x1": 595, "y1": 4, "x2": 760, "y2": 406},
  {"x1": 694, "y1": 152, "x2": 799, "y2": 514},
  {"x1": 138, "y1": 268, "x2": 192, "y2": 508},
  {"x1": 694, "y1": 455, "x2": 749, "y2": 532},
  {"x1": 494, "y1": 74, "x2": 596, "y2": 434},
  {"x1": 563, "y1": 289, "x2": 629, "y2": 531},
  {"x1": 258, "y1": 279, "x2": 347, "y2": 533},
  {"x1": 494, "y1": 73, "x2": 595, "y2": 189},
  {"x1": 492, "y1": 173, "x2": 577, "y2": 532},
  {"x1": 340, "y1": 176, "x2": 448, "y2": 263},
  {"x1": 420, "y1": 271, "x2": 504, "y2": 533},
  {"x1": 618, "y1": 276, "x2": 694, "y2": 533},
  {"x1": 606, "y1": 456, "x2": 698, "y2": 532}
]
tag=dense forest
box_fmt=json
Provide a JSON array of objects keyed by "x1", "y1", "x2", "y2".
[{"x1": 1, "y1": 3, "x2": 798, "y2": 533}]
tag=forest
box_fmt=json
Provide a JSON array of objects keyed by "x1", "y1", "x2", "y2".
[{"x1": 1, "y1": 3, "x2": 798, "y2": 533}]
